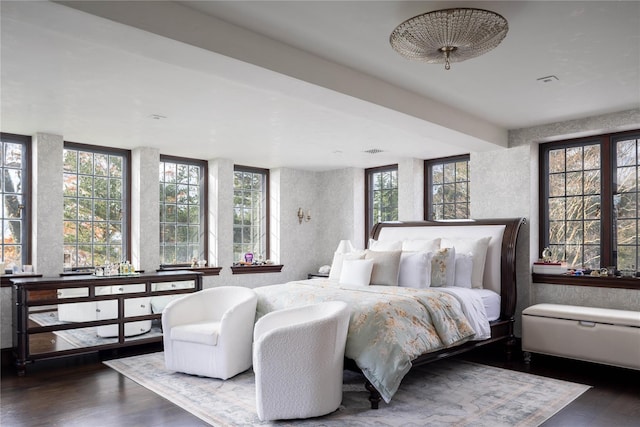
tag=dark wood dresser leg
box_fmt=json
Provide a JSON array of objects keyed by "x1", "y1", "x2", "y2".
[{"x1": 365, "y1": 380, "x2": 381, "y2": 409}]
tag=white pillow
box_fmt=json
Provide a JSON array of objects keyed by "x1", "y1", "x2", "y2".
[
  {"x1": 454, "y1": 253, "x2": 474, "y2": 288},
  {"x1": 431, "y1": 247, "x2": 456, "y2": 287},
  {"x1": 339, "y1": 259, "x2": 374, "y2": 286},
  {"x1": 398, "y1": 251, "x2": 433, "y2": 288},
  {"x1": 441, "y1": 237, "x2": 491, "y2": 288},
  {"x1": 401, "y1": 238, "x2": 441, "y2": 253},
  {"x1": 368, "y1": 239, "x2": 402, "y2": 251},
  {"x1": 364, "y1": 249, "x2": 402, "y2": 286},
  {"x1": 328, "y1": 251, "x2": 365, "y2": 281}
]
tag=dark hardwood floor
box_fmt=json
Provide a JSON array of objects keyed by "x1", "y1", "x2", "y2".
[
  {"x1": 462, "y1": 346, "x2": 640, "y2": 427},
  {"x1": 1, "y1": 343, "x2": 639, "y2": 426}
]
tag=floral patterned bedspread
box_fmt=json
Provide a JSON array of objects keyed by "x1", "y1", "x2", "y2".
[{"x1": 254, "y1": 279, "x2": 475, "y2": 403}]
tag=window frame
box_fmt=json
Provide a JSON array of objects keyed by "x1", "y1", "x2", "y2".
[
  {"x1": 0, "y1": 133, "x2": 32, "y2": 269},
  {"x1": 158, "y1": 155, "x2": 208, "y2": 268},
  {"x1": 538, "y1": 129, "x2": 640, "y2": 289},
  {"x1": 62, "y1": 141, "x2": 131, "y2": 270},
  {"x1": 365, "y1": 164, "x2": 398, "y2": 241},
  {"x1": 232, "y1": 165, "x2": 270, "y2": 265},
  {"x1": 424, "y1": 155, "x2": 470, "y2": 221}
]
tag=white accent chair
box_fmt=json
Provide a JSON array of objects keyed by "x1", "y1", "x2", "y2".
[
  {"x1": 162, "y1": 286, "x2": 257, "y2": 379},
  {"x1": 253, "y1": 301, "x2": 350, "y2": 421}
]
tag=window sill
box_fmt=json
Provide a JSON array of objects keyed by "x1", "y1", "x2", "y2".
[
  {"x1": 532, "y1": 273, "x2": 640, "y2": 290},
  {"x1": 158, "y1": 266, "x2": 222, "y2": 276},
  {"x1": 231, "y1": 264, "x2": 283, "y2": 275}
]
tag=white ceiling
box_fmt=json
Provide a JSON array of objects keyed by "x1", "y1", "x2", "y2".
[{"x1": 1, "y1": 1, "x2": 639, "y2": 171}]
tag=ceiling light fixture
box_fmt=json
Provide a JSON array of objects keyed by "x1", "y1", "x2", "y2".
[{"x1": 390, "y1": 8, "x2": 509, "y2": 70}]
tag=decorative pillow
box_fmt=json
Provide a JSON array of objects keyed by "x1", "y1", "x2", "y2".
[
  {"x1": 431, "y1": 247, "x2": 456, "y2": 287},
  {"x1": 441, "y1": 237, "x2": 491, "y2": 288},
  {"x1": 368, "y1": 239, "x2": 402, "y2": 251},
  {"x1": 328, "y1": 251, "x2": 365, "y2": 282},
  {"x1": 401, "y1": 238, "x2": 441, "y2": 253},
  {"x1": 364, "y1": 250, "x2": 402, "y2": 286},
  {"x1": 454, "y1": 253, "x2": 474, "y2": 288},
  {"x1": 339, "y1": 259, "x2": 374, "y2": 286},
  {"x1": 398, "y1": 251, "x2": 433, "y2": 288}
]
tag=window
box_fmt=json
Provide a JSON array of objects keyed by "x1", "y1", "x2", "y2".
[
  {"x1": 233, "y1": 166, "x2": 268, "y2": 263},
  {"x1": 365, "y1": 165, "x2": 398, "y2": 238},
  {"x1": 540, "y1": 130, "x2": 639, "y2": 271},
  {"x1": 0, "y1": 133, "x2": 30, "y2": 269},
  {"x1": 63, "y1": 143, "x2": 130, "y2": 269},
  {"x1": 159, "y1": 156, "x2": 207, "y2": 266},
  {"x1": 425, "y1": 155, "x2": 470, "y2": 220}
]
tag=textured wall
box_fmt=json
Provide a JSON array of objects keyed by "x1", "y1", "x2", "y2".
[
  {"x1": 398, "y1": 158, "x2": 424, "y2": 221},
  {"x1": 533, "y1": 283, "x2": 640, "y2": 311},
  {"x1": 314, "y1": 168, "x2": 364, "y2": 268},
  {"x1": 271, "y1": 168, "x2": 323, "y2": 277},
  {"x1": 208, "y1": 158, "x2": 234, "y2": 268},
  {"x1": 131, "y1": 147, "x2": 160, "y2": 272},
  {"x1": 509, "y1": 108, "x2": 640, "y2": 146},
  {"x1": 0, "y1": 288, "x2": 11, "y2": 348},
  {"x1": 32, "y1": 133, "x2": 64, "y2": 277},
  {"x1": 472, "y1": 145, "x2": 532, "y2": 335}
]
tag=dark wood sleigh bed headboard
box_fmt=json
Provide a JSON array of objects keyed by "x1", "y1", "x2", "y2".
[{"x1": 370, "y1": 217, "x2": 525, "y2": 324}]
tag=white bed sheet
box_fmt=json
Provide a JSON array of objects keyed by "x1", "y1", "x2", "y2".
[
  {"x1": 475, "y1": 288, "x2": 501, "y2": 322},
  {"x1": 435, "y1": 287, "x2": 500, "y2": 340}
]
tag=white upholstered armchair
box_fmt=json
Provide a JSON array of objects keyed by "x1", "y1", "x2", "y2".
[
  {"x1": 162, "y1": 286, "x2": 257, "y2": 379},
  {"x1": 253, "y1": 301, "x2": 350, "y2": 421}
]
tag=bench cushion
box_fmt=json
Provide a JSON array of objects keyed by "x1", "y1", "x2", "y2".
[{"x1": 523, "y1": 303, "x2": 640, "y2": 328}]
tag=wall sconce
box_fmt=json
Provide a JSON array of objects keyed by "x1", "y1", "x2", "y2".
[{"x1": 297, "y1": 207, "x2": 311, "y2": 224}]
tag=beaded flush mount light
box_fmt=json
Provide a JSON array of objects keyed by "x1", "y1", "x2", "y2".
[{"x1": 390, "y1": 8, "x2": 509, "y2": 70}]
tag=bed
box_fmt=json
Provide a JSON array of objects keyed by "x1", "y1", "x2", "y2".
[{"x1": 254, "y1": 218, "x2": 525, "y2": 408}]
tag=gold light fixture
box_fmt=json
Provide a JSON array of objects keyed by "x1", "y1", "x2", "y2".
[
  {"x1": 390, "y1": 8, "x2": 509, "y2": 70},
  {"x1": 297, "y1": 207, "x2": 311, "y2": 224}
]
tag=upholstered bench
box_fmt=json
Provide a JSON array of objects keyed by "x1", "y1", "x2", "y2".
[{"x1": 522, "y1": 303, "x2": 640, "y2": 370}]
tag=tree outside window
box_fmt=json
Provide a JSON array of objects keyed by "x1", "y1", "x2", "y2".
[
  {"x1": 63, "y1": 143, "x2": 129, "y2": 269},
  {"x1": 425, "y1": 155, "x2": 470, "y2": 220},
  {"x1": 159, "y1": 156, "x2": 207, "y2": 266},
  {"x1": 233, "y1": 166, "x2": 268, "y2": 264},
  {"x1": 365, "y1": 165, "x2": 398, "y2": 238},
  {"x1": 0, "y1": 133, "x2": 30, "y2": 270},
  {"x1": 540, "y1": 131, "x2": 639, "y2": 272}
]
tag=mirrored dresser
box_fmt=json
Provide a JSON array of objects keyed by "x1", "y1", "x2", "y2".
[{"x1": 12, "y1": 271, "x2": 202, "y2": 375}]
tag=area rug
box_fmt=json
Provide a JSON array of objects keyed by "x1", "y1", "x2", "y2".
[
  {"x1": 105, "y1": 352, "x2": 590, "y2": 427},
  {"x1": 29, "y1": 311, "x2": 162, "y2": 348}
]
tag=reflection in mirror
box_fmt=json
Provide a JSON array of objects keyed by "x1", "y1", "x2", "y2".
[
  {"x1": 58, "y1": 301, "x2": 98, "y2": 323},
  {"x1": 56, "y1": 287, "x2": 89, "y2": 299},
  {"x1": 116, "y1": 283, "x2": 146, "y2": 294},
  {"x1": 27, "y1": 326, "x2": 118, "y2": 355},
  {"x1": 152, "y1": 281, "x2": 195, "y2": 291},
  {"x1": 96, "y1": 285, "x2": 114, "y2": 296},
  {"x1": 124, "y1": 320, "x2": 163, "y2": 342}
]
